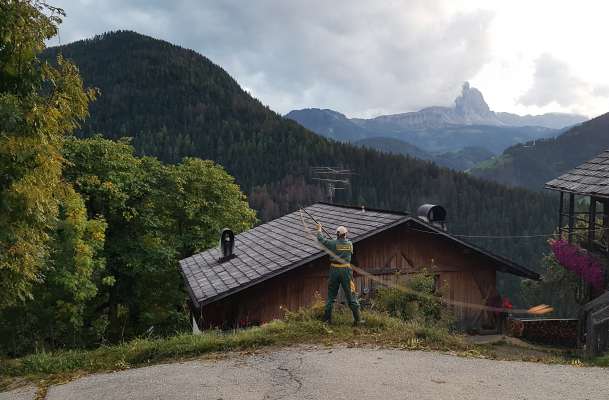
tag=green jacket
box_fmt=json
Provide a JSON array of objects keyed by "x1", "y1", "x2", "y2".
[{"x1": 317, "y1": 233, "x2": 353, "y2": 266}]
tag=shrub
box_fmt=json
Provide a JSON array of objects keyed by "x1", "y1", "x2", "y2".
[{"x1": 372, "y1": 272, "x2": 452, "y2": 327}]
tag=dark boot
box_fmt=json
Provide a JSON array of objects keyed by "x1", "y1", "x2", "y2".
[
  {"x1": 352, "y1": 307, "x2": 365, "y2": 326},
  {"x1": 322, "y1": 308, "x2": 332, "y2": 324}
]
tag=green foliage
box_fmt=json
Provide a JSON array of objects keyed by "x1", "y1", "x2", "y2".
[
  {"x1": 0, "y1": 133, "x2": 256, "y2": 356},
  {"x1": 61, "y1": 136, "x2": 256, "y2": 344},
  {"x1": 0, "y1": 0, "x2": 97, "y2": 308},
  {"x1": 0, "y1": 13, "x2": 258, "y2": 354},
  {"x1": 0, "y1": 186, "x2": 107, "y2": 355},
  {"x1": 373, "y1": 273, "x2": 453, "y2": 327},
  {"x1": 158, "y1": 157, "x2": 257, "y2": 256},
  {"x1": 521, "y1": 253, "x2": 582, "y2": 318},
  {"x1": 0, "y1": 0, "x2": 61, "y2": 94}
]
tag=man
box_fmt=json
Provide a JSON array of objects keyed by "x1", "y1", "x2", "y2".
[{"x1": 316, "y1": 223, "x2": 364, "y2": 325}]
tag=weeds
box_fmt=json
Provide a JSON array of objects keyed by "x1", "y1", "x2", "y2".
[
  {"x1": 0, "y1": 305, "x2": 462, "y2": 385},
  {"x1": 372, "y1": 272, "x2": 455, "y2": 329},
  {"x1": 590, "y1": 353, "x2": 609, "y2": 367},
  {"x1": 0, "y1": 285, "x2": 595, "y2": 390}
]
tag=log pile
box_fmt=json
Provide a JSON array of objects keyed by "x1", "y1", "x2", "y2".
[{"x1": 508, "y1": 318, "x2": 578, "y2": 348}]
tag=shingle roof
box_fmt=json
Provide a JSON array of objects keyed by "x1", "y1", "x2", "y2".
[
  {"x1": 545, "y1": 149, "x2": 609, "y2": 198},
  {"x1": 179, "y1": 203, "x2": 407, "y2": 306},
  {"x1": 179, "y1": 203, "x2": 539, "y2": 307}
]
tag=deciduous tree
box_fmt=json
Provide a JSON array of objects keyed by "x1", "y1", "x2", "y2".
[{"x1": 0, "y1": 0, "x2": 97, "y2": 307}]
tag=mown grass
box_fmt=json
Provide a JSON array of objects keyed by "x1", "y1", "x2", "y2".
[
  {"x1": 0, "y1": 306, "x2": 464, "y2": 388},
  {"x1": 2, "y1": 303, "x2": 599, "y2": 392}
]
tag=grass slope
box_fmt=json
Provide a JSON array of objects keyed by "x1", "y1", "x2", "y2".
[
  {"x1": 1, "y1": 308, "x2": 463, "y2": 389},
  {"x1": 1, "y1": 306, "x2": 593, "y2": 393}
]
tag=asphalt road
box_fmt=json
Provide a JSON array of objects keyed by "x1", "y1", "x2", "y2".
[{"x1": 2, "y1": 346, "x2": 608, "y2": 400}]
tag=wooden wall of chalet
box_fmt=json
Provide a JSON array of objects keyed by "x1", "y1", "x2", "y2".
[
  {"x1": 198, "y1": 257, "x2": 329, "y2": 328},
  {"x1": 355, "y1": 225, "x2": 497, "y2": 328},
  {"x1": 197, "y1": 224, "x2": 497, "y2": 330}
]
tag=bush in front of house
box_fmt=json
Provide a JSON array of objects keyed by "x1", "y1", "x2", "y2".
[{"x1": 372, "y1": 272, "x2": 454, "y2": 328}]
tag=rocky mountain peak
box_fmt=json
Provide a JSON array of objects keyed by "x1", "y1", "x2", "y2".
[{"x1": 454, "y1": 82, "x2": 494, "y2": 119}]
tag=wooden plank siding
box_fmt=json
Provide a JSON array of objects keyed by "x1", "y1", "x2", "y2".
[{"x1": 197, "y1": 224, "x2": 497, "y2": 330}]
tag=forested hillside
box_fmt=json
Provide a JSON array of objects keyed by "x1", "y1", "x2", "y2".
[
  {"x1": 472, "y1": 113, "x2": 609, "y2": 189},
  {"x1": 43, "y1": 31, "x2": 559, "y2": 273},
  {"x1": 353, "y1": 137, "x2": 435, "y2": 160},
  {"x1": 353, "y1": 137, "x2": 494, "y2": 171}
]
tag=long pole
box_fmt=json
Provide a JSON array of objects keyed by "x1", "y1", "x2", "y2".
[{"x1": 300, "y1": 207, "x2": 332, "y2": 237}]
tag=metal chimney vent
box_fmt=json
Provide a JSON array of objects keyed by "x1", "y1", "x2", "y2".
[
  {"x1": 417, "y1": 204, "x2": 447, "y2": 231},
  {"x1": 219, "y1": 228, "x2": 235, "y2": 262}
]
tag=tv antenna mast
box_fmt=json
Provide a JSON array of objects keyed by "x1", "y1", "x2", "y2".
[{"x1": 311, "y1": 166, "x2": 354, "y2": 203}]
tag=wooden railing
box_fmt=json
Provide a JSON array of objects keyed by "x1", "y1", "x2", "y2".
[{"x1": 582, "y1": 291, "x2": 609, "y2": 355}]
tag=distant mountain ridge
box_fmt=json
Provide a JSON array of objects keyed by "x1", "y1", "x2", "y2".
[
  {"x1": 350, "y1": 83, "x2": 585, "y2": 130},
  {"x1": 495, "y1": 112, "x2": 588, "y2": 130},
  {"x1": 284, "y1": 108, "x2": 369, "y2": 141},
  {"x1": 286, "y1": 83, "x2": 587, "y2": 156}
]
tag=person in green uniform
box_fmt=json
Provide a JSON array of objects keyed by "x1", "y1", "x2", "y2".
[{"x1": 316, "y1": 223, "x2": 364, "y2": 325}]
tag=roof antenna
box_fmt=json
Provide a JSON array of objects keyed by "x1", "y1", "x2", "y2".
[{"x1": 311, "y1": 166, "x2": 354, "y2": 203}]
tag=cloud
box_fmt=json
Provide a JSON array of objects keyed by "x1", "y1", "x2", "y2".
[
  {"x1": 593, "y1": 85, "x2": 609, "y2": 97},
  {"x1": 519, "y1": 54, "x2": 608, "y2": 113},
  {"x1": 53, "y1": 0, "x2": 495, "y2": 117}
]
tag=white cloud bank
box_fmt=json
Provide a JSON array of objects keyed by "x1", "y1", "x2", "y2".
[
  {"x1": 52, "y1": 0, "x2": 609, "y2": 118},
  {"x1": 519, "y1": 54, "x2": 609, "y2": 115}
]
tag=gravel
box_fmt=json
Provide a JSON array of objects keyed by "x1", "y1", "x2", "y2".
[{"x1": 0, "y1": 386, "x2": 36, "y2": 400}]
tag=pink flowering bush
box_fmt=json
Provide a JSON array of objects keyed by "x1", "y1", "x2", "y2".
[{"x1": 549, "y1": 239, "x2": 605, "y2": 290}]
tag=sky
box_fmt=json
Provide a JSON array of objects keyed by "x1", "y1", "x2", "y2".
[{"x1": 51, "y1": 0, "x2": 609, "y2": 119}]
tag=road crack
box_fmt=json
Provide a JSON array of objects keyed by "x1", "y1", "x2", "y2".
[{"x1": 262, "y1": 353, "x2": 304, "y2": 400}]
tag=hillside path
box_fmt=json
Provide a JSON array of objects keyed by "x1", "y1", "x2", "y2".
[{"x1": 2, "y1": 346, "x2": 608, "y2": 400}]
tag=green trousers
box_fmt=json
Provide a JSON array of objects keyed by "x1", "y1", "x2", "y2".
[{"x1": 323, "y1": 267, "x2": 361, "y2": 322}]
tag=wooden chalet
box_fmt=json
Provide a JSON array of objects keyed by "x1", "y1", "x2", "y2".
[
  {"x1": 546, "y1": 149, "x2": 609, "y2": 252},
  {"x1": 546, "y1": 150, "x2": 609, "y2": 354},
  {"x1": 179, "y1": 203, "x2": 539, "y2": 331}
]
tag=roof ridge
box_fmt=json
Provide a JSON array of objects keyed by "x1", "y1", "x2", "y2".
[
  {"x1": 315, "y1": 202, "x2": 409, "y2": 216},
  {"x1": 545, "y1": 148, "x2": 609, "y2": 198}
]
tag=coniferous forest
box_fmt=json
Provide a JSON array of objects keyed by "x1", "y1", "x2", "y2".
[
  {"x1": 44, "y1": 30, "x2": 558, "y2": 267},
  {"x1": 1, "y1": 4, "x2": 560, "y2": 356}
]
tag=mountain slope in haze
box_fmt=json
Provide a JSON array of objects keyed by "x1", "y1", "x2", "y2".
[
  {"x1": 287, "y1": 83, "x2": 586, "y2": 155},
  {"x1": 471, "y1": 112, "x2": 609, "y2": 190},
  {"x1": 354, "y1": 137, "x2": 493, "y2": 171},
  {"x1": 44, "y1": 30, "x2": 558, "y2": 273},
  {"x1": 284, "y1": 108, "x2": 369, "y2": 142},
  {"x1": 437, "y1": 146, "x2": 495, "y2": 171},
  {"x1": 495, "y1": 112, "x2": 588, "y2": 130}
]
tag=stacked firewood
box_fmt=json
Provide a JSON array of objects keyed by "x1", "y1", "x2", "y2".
[{"x1": 508, "y1": 319, "x2": 577, "y2": 348}]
